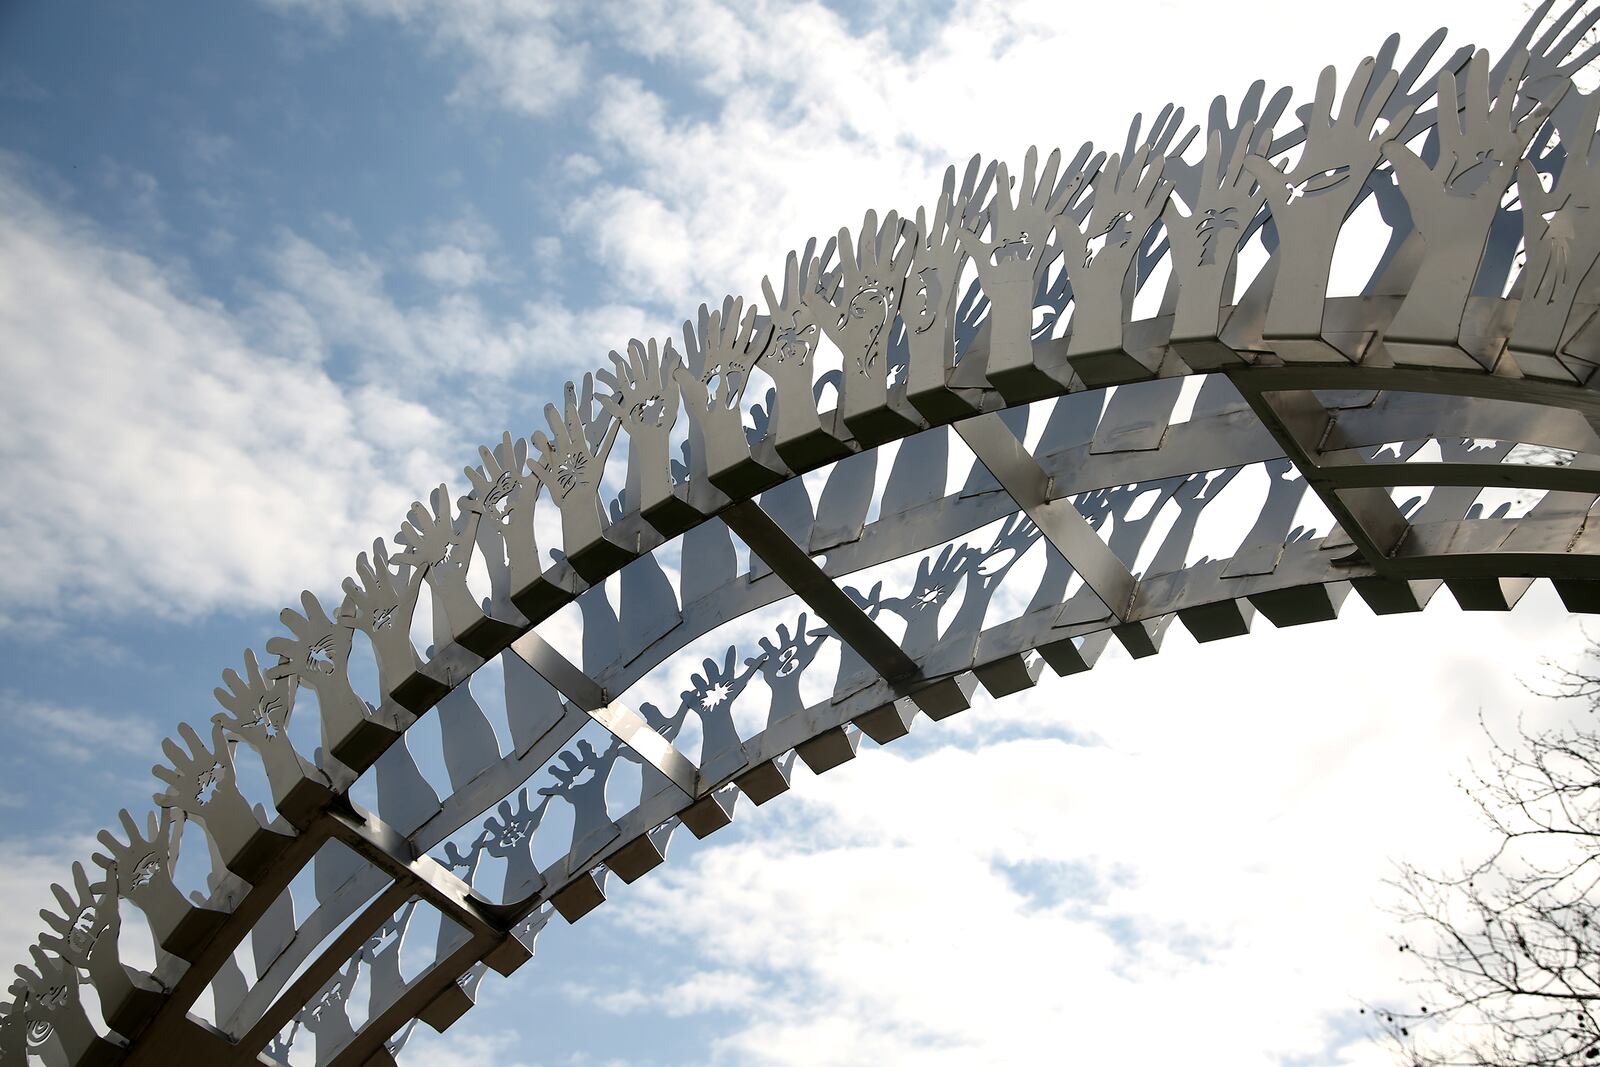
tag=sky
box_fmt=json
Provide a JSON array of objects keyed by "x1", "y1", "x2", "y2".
[{"x1": 0, "y1": 0, "x2": 1596, "y2": 1064}]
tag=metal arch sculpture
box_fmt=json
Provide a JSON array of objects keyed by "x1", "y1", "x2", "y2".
[{"x1": 13, "y1": 4, "x2": 1600, "y2": 1064}]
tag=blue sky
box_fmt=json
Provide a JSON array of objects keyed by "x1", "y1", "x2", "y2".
[{"x1": 2, "y1": 1, "x2": 1596, "y2": 1064}]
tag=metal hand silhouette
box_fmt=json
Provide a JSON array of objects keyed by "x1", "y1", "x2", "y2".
[
  {"x1": 530, "y1": 374, "x2": 622, "y2": 566},
  {"x1": 905, "y1": 155, "x2": 996, "y2": 418},
  {"x1": 597, "y1": 337, "x2": 683, "y2": 525},
  {"x1": 1385, "y1": 49, "x2": 1561, "y2": 347},
  {"x1": 1245, "y1": 56, "x2": 1419, "y2": 339}
]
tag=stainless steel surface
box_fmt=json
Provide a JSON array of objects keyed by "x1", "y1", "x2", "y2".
[{"x1": 13, "y1": 5, "x2": 1600, "y2": 1063}]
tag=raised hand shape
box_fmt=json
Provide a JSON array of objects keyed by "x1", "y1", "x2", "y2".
[
  {"x1": 92, "y1": 809, "x2": 179, "y2": 912},
  {"x1": 38, "y1": 864, "x2": 120, "y2": 974},
  {"x1": 483, "y1": 789, "x2": 547, "y2": 899},
  {"x1": 530, "y1": 374, "x2": 621, "y2": 559},
  {"x1": 1245, "y1": 56, "x2": 1420, "y2": 338},
  {"x1": 267, "y1": 589, "x2": 390, "y2": 770},
  {"x1": 212, "y1": 646, "x2": 325, "y2": 820},
  {"x1": 91, "y1": 808, "x2": 221, "y2": 961},
  {"x1": 747, "y1": 612, "x2": 828, "y2": 723},
  {"x1": 904, "y1": 155, "x2": 997, "y2": 418},
  {"x1": 154, "y1": 720, "x2": 287, "y2": 881},
  {"x1": 804, "y1": 208, "x2": 919, "y2": 441},
  {"x1": 13, "y1": 944, "x2": 110, "y2": 1065},
  {"x1": 153, "y1": 720, "x2": 247, "y2": 820},
  {"x1": 339, "y1": 538, "x2": 425, "y2": 704},
  {"x1": 1058, "y1": 142, "x2": 1172, "y2": 361},
  {"x1": 1165, "y1": 117, "x2": 1273, "y2": 343},
  {"x1": 758, "y1": 237, "x2": 845, "y2": 465},
  {"x1": 961, "y1": 143, "x2": 1102, "y2": 393},
  {"x1": 1385, "y1": 49, "x2": 1563, "y2": 346},
  {"x1": 878, "y1": 543, "x2": 972, "y2": 653},
  {"x1": 38, "y1": 861, "x2": 161, "y2": 1037},
  {"x1": 681, "y1": 297, "x2": 768, "y2": 423},
  {"x1": 597, "y1": 337, "x2": 683, "y2": 521},
  {"x1": 302, "y1": 952, "x2": 362, "y2": 1057},
  {"x1": 678, "y1": 295, "x2": 781, "y2": 496},
  {"x1": 395, "y1": 483, "x2": 494, "y2": 646},
  {"x1": 1120, "y1": 104, "x2": 1197, "y2": 168},
  {"x1": 360, "y1": 897, "x2": 417, "y2": 1020},
  {"x1": 1512, "y1": 90, "x2": 1600, "y2": 363},
  {"x1": 679, "y1": 645, "x2": 761, "y2": 776},
  {"x1": 464, "y1": 432, "x2": 543, "y2": 598},
  {"x1": 539, "y1": 738, "x2": 620, "y2": 858}
]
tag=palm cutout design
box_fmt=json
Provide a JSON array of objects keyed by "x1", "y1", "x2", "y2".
[
  {"x1": 678, "y1": 647, "x2": 760, "y2": 778},
  {"x1": 540, "y1": 738, "x2": 621, "y2": 859},
  {"x1": 878, "y1": 544, "x2": 973, "y2": 654},
  {"x1": 483, "y1": 789, "x2": 548, "y2": 899},
  {"x1": 212, "y1": 645, "x2": 327, "y2": 820},
  {"x1": 1384, "y1": 49, "x2": 1561, "y2": 347},
  {"x1": 758, "y1": 237, "x2": 847, "y2": 465},
  {"x1": 153, "y1": 719, "x2": 289, "y2": 881},
  {"x1": 1164, "y1": 85, "x2": 1282, "y2": 343},
  {"x1": 339, "y1": 537, "x2": 426, "y2": 703},
  {"x1": 597, "y1": 337, "x2": 683, "y2": 522},
  {"x1": 464, "y1": 431, "x2": 543, "y2": 598},
  {"x1": 530, "y1": 373, "x2": 621, "y2": 564},
  {"x1": 1244, "y1": 55, "x2": 1420, "y2": 339},
  {"x1": 748, "y1": 612, "x2": 828, "y2": 724},
  {"x1": 91, "y1": 808, "x2": 221, "y2": 961},
  {"x1": 805, "y1": 209, "x2": 919, "y2": 441},
  {"x1": 1058, "y1": 141, "x2": 1172, "y2": 362},
  {"x1": 12, "y1": 943, "x2": 109, "y2": 1064},
  {"x1": 1512, "y1": 91, "x2": 1600, "y2": 364},
  {"x1": 904, "y1": 155, "x2": 996, "y2": 418},
  {"x1": 678, "y1": 294, "x2": 779, "y2": 493},
  {"x1": 37, "y1": 861, "x2": 162, "y2": 1036},
  {"x1": 394, "y1": 483, "x2": 499, "y2": 649},
  {"x1": 266, "y1": 589, "x2": 387, "y2": 768},
  {"x1": 961, "y1": 143, "x2": 1100, "y2": 395}
]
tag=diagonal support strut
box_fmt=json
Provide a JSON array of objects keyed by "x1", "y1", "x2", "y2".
[
  {"x1": 721, "y1": 498, "x2": 920, "y2": 681},
  {"x1": 956, "y1": 412, "x2": 1138, "y2": 620},
  {"x1": 1234, "y1": 383, "x2": 1410, "y2": 573},
  {"x1": 509, "y1": 631, "x2": 701, "y2": 799}
]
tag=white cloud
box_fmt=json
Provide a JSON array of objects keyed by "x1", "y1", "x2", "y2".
[
  {"x1": 262, "y1": 0, "x2": 589, "y2": 117},
  {"x1": 415, "y1": 243, "x2": 493, "y2": 288},
  {"x1": 0, "y1": 691, "x2": 157, "y2": 763},
  {"x1": 576, "y1": 0, "x2": 1539, "y2": 312},
  {"x1": 398, "y1": 1026, "x2": 633, "y2": 1067},
  {"x1": 0, "y1": 158, "x2": 668, "y2": 627},
  {"x1": 0, "y1": 159, "x2": 449, "y2": 624},
  {"x1": 572, "y1": 969, "x2": 763, "y2": 1018},
  {"x1": 552, "y1": 588, "x2": 1592, "y2": 1066},
  {"x1": 257, "y1": 229, "x2": 658, "y2": 389},
  {"x1": 262, "y1": 0, "x2": 1537, "y2": 323}
]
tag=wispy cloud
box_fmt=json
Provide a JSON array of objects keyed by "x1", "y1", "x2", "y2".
[
  {"x1": 551, "y1": 590, "x2": 1590, "y2": 1065},
  {"x1": 261, "y1": 0, "x2": 590, "y2": 117},
  {"x1": 0, "y1": 690, "x2": 158, "y2": 762},
  {"x1": 0, "y1": 159, "x2": 448, "y2": 623}
]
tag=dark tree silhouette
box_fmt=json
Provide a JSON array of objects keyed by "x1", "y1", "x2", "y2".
[{"x1": 1378, "y1": 645, "x2": 1600, "y2": 1065}]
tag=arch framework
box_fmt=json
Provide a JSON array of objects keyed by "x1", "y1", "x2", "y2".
[{"x1": 12, "y1": 5, "x2": 1600, "y2": 1064}]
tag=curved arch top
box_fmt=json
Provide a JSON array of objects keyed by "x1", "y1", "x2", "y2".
[{"x1": 12, "y1": 4, "x2": 1600, "y2": 1065}]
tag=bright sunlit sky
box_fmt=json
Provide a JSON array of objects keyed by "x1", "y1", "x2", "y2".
[{"x1": 1, "y1": 1, "x2": 1595, "y2": 1064}]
